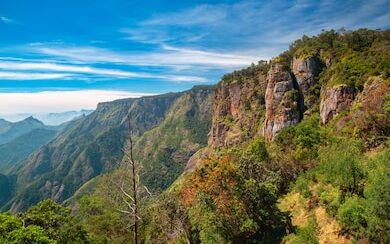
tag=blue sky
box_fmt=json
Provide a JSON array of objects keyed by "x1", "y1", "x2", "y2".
[{"x1": 0, "y1": 0, "x2": 389, "y2": 114}]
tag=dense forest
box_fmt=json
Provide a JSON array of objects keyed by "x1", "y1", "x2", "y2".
[{"x1": 1, "y1": 29, "x2": 389, "y2": 243}]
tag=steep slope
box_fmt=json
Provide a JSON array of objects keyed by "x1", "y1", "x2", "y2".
[
  {"x1": 0, "y1": 174, "x2": 15, "y2": 207},
  {"x1": 133, "y1": 29, "x2": 390, "y2": 243},
  {"x1": 4, "y1": 87, "x2": 213, "y2": 212},
  {"x1": 5, "y1": 92, "x2": 180, "y2": 211},
  {"x1": 65, "y1": 86, "x2": 212, "y2": 208},
  {"x1": 134, "y1": 86, "x2": 212, "y2": 191},
  {"x1": 0, "y1": 118, "x2": 11, "y2": 130},
  {"x1": 208, "y1": 62, "x2": 268, "y2": 148},
  {"x1": 0, "y1": 117, "x2": 47, "y2": 144},
  {"x1": 0, "y1": 128, "x2": 58, "y2": 173}
]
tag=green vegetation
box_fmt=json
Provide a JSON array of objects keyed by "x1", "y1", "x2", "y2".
[
  {"x1": 0, "y1": 29, "x2": 389, "y2": 243},
  {"x1": 221, "y1": 60, "x2": 270, "y2": 85},
  {"x1": 0, "y1": 128, "x2": 57, "y2": 173},
  {"x1": 0, "y1": 199, "x2": 90, "y2": 243}
]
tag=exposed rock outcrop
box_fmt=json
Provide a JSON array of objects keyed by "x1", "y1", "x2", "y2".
[
  {"x1": 262, "y1": 62, "x2": 303, "y2": 141},
  {"x1": 184, "y1": 147, "x2": 212, "y2": 173},
  {"x1": 208, "y1": 73, "x2": 267, "y2": 148},
  {"x1": 320, "y1": 85, "x2": 357, "y2": 124},
  {"x1": 292, "y1": 56, "x2": 323, "y2": 108}
]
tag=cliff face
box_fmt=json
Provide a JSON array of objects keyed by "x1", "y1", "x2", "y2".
[
  {"x1": 209, "y1": 57, "x2": 323, "y2": 144},
  {"x1": 262, "y1": 62, "x2": 303, "y2": 141},
  {"x1": 292, "y1": 56, "x2": 323, "y2": 108},
  {"x1": 208, "y1": 71, "x2": 267, "y2": 147},
  {"x1": 320, "y1": 85, "x2": 357, "y2": 124}
]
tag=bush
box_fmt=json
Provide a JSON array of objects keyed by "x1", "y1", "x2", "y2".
[
  {"x1": 319, "y1": 139, "x2": 365, "y2": 195},
  {"x1": 337, "y1": 196, "x2": 367, "y2": 236},
  {"x1": 23, "y1": 199, "x2": 91, "y2": 243},
  {"x1": 294, "y1": 175, "x2": 311, "y2": 198},
  {"x1": 363, "y1": 149, "x2": 390, "y2": 243},
  {"x1": 0, "y1": 213, "x2": 55, "y2": 244},
  {"x1": 275, "y1": 114, "x2": 324, "y2": 162},
  {"x1": 285, "y1": 218, "x2": 319, "y2": 244},
  {"x1": 318, "y1": 186, "x2": 340, "y2": 216}
]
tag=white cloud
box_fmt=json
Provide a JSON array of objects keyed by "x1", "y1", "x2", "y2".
[
  {"x1": 0, "y1": 16, "x2": 14, "y2": 24},
  {"x1": 120, "y1": 0, "x2": 390, "y2": 59},
  {"x1": 0, "y1": 71, "x2": 72, "y2": 80},
  {"x1": 0, "y1": 60, "x2": 208, "y2": 82},
  {"x1": 28, "y1": 44, "x2": 257, "y2": 69},
  {"x1": 0, "y1": 90, "x2": 155, "y2": 114}
]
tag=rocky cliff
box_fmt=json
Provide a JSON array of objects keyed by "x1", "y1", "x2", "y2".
[
  {"x1": 209, "y1": 56, "x2": 324, "y2": 143},
  {"x1": 320, "y1": 85, "x2": 357, "y2": 124},
  {"x1": 262, "y1": 62, "x2": 303, "y2": 141},
  {"x1": 292, "y1": 56, "x2": 323, "y2": 108},
  {"x1": 208, "y1": 64, "x2": 268, "y2": 147}
]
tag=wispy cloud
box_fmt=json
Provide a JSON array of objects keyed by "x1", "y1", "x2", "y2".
[
  {"x1": 27, "y1": 43, "x2": 257, "y2": 69},
  {"x1": 0, "y1": 71, "x2": 72, "y2": 80},
  {"x1": 0, "y1": 90, "x2": 155, "y2": 114},
  {"x1": 0, "y1": 16, "x2": 14, "y2": 24},
  {"x1": 142, "y1": 4, "x2": 227, "y2": 26},
  {"x1": 1, "y1": 0, "x2": 389, "y2": 93},
  {"x1": 0, "y1": 59, "x2": 207, "y2": 82},
  {"x1": 121, "y1": 0, "x2": 390, "y2": 58}
]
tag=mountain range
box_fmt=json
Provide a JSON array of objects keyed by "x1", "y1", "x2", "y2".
[
  {"x1": 0, "y1": 29, "x2": 389, "y2": 243},
  {"x1": 0, "y1": 110, "x2": 94, "y2": 126}
]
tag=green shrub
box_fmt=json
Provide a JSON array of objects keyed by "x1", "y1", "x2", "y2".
[
  {"x1": 319, "y1": 139, "x2": 365, "y2": 195},
  {"x1": 363, "y1": 149, "x2": 390, "y2": 243},
  {"x1": 337, "y1": 196, "x2": 367, "y2": 236},
  {"x1": 294, "y1": 175, "x2": 311, "y2": 198},
  {"x1": 318, "y1": 187, "x2": 340, "y2": 216},
  {"x1": 285, "y1": 218, "x2": 319, "y2": 244}
]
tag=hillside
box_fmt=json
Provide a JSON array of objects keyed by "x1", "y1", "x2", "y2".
[
  {"x1": 2, "y1": 87, "x2": 213, "y2": 212},
  {"x1": 0, "y1": 28, "x2": 388, "y2": 244},
  {"x1": 75, "y1": 29, "x2": 390, "y2": 244},
  {"x1": 0, "y1": 128, "x2": 58, "y2": 173},
  {"x1": 0, "y1": 116, "x2": 48, "y2": 145},
  {"x1": 0, "y1": 174, "x2": 15, "y2": 207}
]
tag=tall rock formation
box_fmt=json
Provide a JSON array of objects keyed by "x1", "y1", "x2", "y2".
[
  {"x1": 292, "y1": 56, "x2": 323, "y2": 108},
  {"x1": 262, "y1": 62, "x2": 303, "y2": 141},
  {"x1": 320, "y1": 85, "x2": 357, "y2": 124},
  {"x1": 208, "y1": 70, "x2": 267, "y2": 148}
]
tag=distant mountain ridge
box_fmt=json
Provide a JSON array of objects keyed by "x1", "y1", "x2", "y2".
[
  {"x1": 0, "y1": 109, "x2": 94, "y2": 126},
  {"x1": 0, "y1": 116, "x2": 47, "y2": 145},
  {"x1": 2, "y1": 86, "x2": 212, "y2": 212}
]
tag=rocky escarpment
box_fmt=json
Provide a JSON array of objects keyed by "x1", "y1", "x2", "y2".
[
  {"x1": 262, "y1": 62, "x2": 303, "y2": 141},
  {"x1": 320, "y1": 85, "x2": 357, "y2": 124},
  {"x1": 292, "y1": 56, "x2": 323, "y2": 108},
  {"x1": 208, "y1": 67, "x2": 268, "y2": 147}
]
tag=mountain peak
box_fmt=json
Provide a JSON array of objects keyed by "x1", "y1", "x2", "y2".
[{"x1": 23, "y1": 116, "x2": 45, "y2": 125}]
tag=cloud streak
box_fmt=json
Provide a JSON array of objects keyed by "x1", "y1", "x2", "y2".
[
  {"x1": 0, "y1": 16, "x2": 14, "y2": 24},
  {"x1": 1, "y1": 0, "x2": 389, "y2": 96},
  {"x1": 0, "y1": 60, "x2": 207, "y2": 82},
  {"x1": 28, "y1": 43, "x2": 257, "y2": 69},
  {"x1": 122, "y1": 0, "x2": 390, "y2": 57},
  {"x1": 0, "y1": 90, "x2": 155, "y2": 114},
  {"x1": 0, "y1": 71, "x2": 72, "y2": 80}
]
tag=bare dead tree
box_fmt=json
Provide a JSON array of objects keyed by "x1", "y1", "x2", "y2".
[{"x1": 116, "y1": 115, "x2": 140, "y2": 244}]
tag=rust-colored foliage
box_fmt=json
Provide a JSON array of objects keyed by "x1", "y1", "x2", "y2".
[{"x1": 180, "y1": 153, "x2": 239, "y2": 213}]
